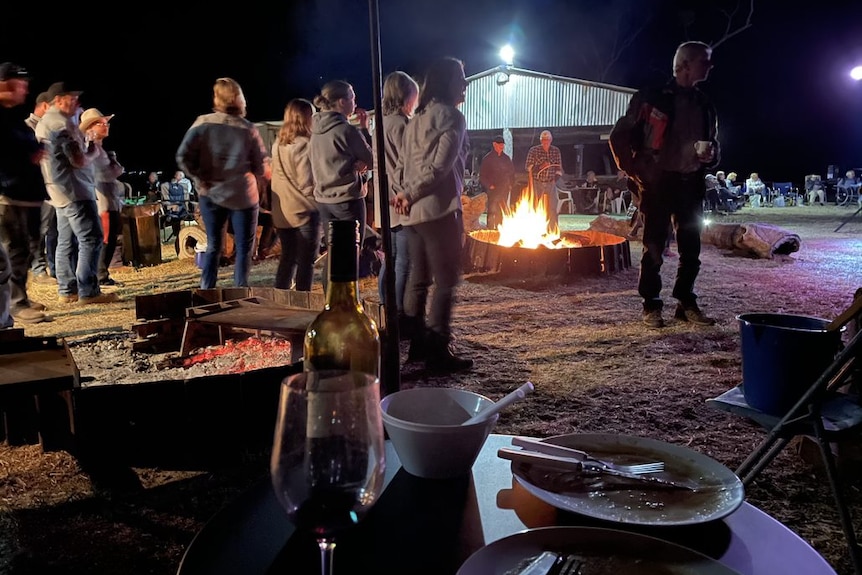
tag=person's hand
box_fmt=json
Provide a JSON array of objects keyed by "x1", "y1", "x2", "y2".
[
  {"x1": 354, "y1": 160, "x2": 368, "y2": 175},
  {"x1": 30, "y1": 149, "x2": 46, "y2": 165},
  {"x1": 353, "y1": 107, "x2": 369, "y2": 130},
  {"x1": 391, "y1": 192, "x2": 411, "y2": 215}
]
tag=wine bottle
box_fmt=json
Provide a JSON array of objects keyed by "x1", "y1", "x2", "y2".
[{"x1": 304, "y1": 220, "x2": 380, "y2": 376}]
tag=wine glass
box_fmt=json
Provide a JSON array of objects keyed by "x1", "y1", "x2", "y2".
[{"x1": 270, "y1": 370, "x2": 386, "y2": 575}]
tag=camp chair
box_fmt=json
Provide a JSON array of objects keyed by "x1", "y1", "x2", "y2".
[
  {"x1": 769, "y1": 182, "x2": 799, "y2": 206},
  {"x1": 160, "y1": 182, "x2": 195, "y2": 244},
  {"x1": 706, "y1": 291, "x2": 862, "y2": 575}
]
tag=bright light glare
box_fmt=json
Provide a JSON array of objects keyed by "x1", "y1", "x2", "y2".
[
  {"x1": 851, "y1": 66, "x2": 862, "y2": 81},
  {"x1": 499, "y1": 44, "x2": 515, "y2": 65}
]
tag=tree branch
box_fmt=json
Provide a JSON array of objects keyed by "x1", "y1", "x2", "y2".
[{"x1": 711, "y1": 0, "x2": 755, "y2": 49}]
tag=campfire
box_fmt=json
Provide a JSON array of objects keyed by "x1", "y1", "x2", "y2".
[
  {"x1": 496, "y1": 188, "x2": 581, "y2": 249},
  {"x1": 464, "y1": 187, "x2": 631, "y2": 278}
]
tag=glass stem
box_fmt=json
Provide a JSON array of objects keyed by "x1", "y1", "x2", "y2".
[{"x1": 317, "y1": 537, "x2": 336, "y2": 575}]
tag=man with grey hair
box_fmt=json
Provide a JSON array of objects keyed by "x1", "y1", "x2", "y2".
[
  {"x1": 609, "y1": 41, "x2": 719, "y2": 329},
  {"x1": 525, "y1": 129, "x2": 563, "y2": 229}
]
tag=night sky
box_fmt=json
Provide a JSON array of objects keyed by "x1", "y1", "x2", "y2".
[{"x1": 2, "y1": 0, "x2": 861, "y2": 186}]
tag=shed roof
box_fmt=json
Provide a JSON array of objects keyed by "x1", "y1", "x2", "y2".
[{"x1": 463, "y1": 65, "x2": 636, "y2": 132}]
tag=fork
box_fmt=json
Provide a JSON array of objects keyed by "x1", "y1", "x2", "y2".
[
  {"x1": 552, "y1": 554, "x2": 584, "y2": 575},
  {"x1": 512, "y1": 436, "x2": 665, "y2": 475}
]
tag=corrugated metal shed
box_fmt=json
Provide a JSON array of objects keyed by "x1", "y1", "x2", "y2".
[{"x1": 463, "y1": 66, "x2": 636, "y2": 132}]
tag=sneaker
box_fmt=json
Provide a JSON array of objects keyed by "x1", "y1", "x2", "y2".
[
  {"x1": 27, "y1": 300, "x2": 47, "y2": 311},
  {"x1": 11, "y1": 307, "x2": 52, "y2": 324},
  {"x1": 79, "y1": 292, "x2": 120, "y2": 305},
  {"x1": 58, "y1": 294, "x2": 78, "y2": 304},
  {"x1": 642, "y1": 308, "x2": 665, "y2": 329},
  {"x1": 674, "y1": 304, "x2": 716, "y2": 326}
]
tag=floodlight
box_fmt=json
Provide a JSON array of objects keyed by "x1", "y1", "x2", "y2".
[
  {"x1": 851, "y1": 66, "x2": 862, "y2": 81},
  {"x1": 499, "y1": 44, "x2": 515, "y2": 66}
]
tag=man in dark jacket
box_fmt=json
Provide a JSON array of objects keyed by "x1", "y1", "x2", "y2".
[
  {"x1": 479, "y1": 135, "x2": 515, "y2": 229},
  {"x1": 609, "y1": 41, "x2": 719, "y2": 329},
  {"x1": 0, "y1": 63, "x2": 52, "y2": 325}
]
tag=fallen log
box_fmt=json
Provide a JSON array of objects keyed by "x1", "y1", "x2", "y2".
[{"x1": 588, "y1": 215, "x2": 801, "y2": 259}]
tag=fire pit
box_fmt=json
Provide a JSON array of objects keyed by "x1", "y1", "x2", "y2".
[{"x1": 464, "y1": 188, "x2": 631, "y2": 279}]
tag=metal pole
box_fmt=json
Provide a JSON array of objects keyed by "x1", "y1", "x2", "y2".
[{"x1": 368, "y1": 0, "x2": 401, "y2": 395}]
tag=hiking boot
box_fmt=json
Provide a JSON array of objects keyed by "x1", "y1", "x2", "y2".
[
  {"x1": 674, "y1": 303, "x2": 716, "y2": 326},
  {"x1": 11, "y1": 307, "x2": 52, "y2": 324},
  {"x1": 425, "y1": 331, "x2": 473, "y2": 373},
  {"x1": 79, "y1": 292, "x2": 120, "y2": 305},
  {"x1": 642, "y1": 308, "x2": 665, "y2": 329},
  {"x1": 58, "y1": 294, "x2": 78, "y2": 304}
]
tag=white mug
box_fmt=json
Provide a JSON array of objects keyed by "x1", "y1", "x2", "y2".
[{"x1": 694, "y1": 140, "x2": 713, "y2": 157}]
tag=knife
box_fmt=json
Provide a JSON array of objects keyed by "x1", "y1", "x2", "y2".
[
  {"x1": 515, "y1": 551, "x2": 560, "y2": 575},
  {"x1": 497, "y1": 448, "x2": 695, "y2": 491}
]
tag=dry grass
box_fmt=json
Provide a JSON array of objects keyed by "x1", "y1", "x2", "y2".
[{"x1": 3, "y1": 204, "x2": 862, "y2": 574}]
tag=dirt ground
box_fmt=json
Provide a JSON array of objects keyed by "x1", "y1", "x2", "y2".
[{"x1": 2, "y1": 205, "x2": 862, "y2": 574}]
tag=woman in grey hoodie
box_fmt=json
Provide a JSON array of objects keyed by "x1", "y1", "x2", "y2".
[
  {"x1": 309, "y1": 80, "x2": 373, "y2": 247},
  {"x1": 392, "y1": 57, "x2": 472, "y2": 373}
]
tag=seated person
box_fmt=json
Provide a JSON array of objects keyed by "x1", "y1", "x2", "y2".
[
  {"x1": 744, "y1": 172, "x2": 766, "y2": 207},
  {"x1": 145, "y1": 171, "x2": 161, "y2": 203},
  {"x1": 725, "y1": 171, "x2": 741, "y2": 195},
  {"x1": 704, "y1": 173, "x2": 720, "y2": 211},
  {"x1": 161, "y1": 170, "x2": 193, "y2": 201},
  {"x1": 837, "y1": 169, "x2": 862, "y2": 202},
  {"x1": 576, "y1": 170, "x2": 600, "y2": 213},
  {"x1": 804, "y1": 174, "x2": 826, "y2": 206},
  {"x1": 602, "y1": 169, "x2": 629, "y2": 214}
]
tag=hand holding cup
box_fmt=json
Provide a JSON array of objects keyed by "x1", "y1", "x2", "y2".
[{"x1": 694, "y1": 140, "x2": 715, "y2": 163}]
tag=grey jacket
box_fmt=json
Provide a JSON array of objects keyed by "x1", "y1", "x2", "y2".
[
  {"x1": 176, "y1": 112, "x2": 268, "y2": 211},
  {"x1": 309, "y1": 111, "x2": 373, "y2": 205},
  {"x1": 92, "y1": 146, "x2": 125, "y2": 213},
  {"x1": 379, "y1": 112, "x2": 409, "y2": 227},
  {"x1": 271, "y1": 136, "x2": 318, "y2": 229},
  {"x1": 35, "y1": 106, "x2": 97, "y2": 208},
  {"x1": 397, "y1": 100, "x2": 467, "y2": 226}
]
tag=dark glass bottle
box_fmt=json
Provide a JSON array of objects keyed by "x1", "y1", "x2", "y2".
[{"x1": 304, "y1": 220, "x2": 380, "y2": 376}]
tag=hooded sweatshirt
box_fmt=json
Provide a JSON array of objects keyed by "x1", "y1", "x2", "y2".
[{"x1": 309, "y1": 111, "x2": 373, "y2": 205}]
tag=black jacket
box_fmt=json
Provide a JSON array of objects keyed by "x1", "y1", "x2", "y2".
[{"x1": 0, "y1": 106, "x2": 48, "y2": 202}]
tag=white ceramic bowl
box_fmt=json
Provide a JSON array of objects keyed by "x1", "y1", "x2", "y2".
[{"x1": 380, "y1": 387, "x2": 498, "y2": 479}]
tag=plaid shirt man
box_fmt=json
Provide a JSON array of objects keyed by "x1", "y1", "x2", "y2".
[{"x1": 525, "y1": 131, "x2": 562, "y2": 183}]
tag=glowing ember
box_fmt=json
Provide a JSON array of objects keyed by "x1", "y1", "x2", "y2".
[
  {"x1": 496, "y1": 188, "x2": 582, "y2": 249},
  {"x1": 183, "y1": 337, "x2": 293, "y2": 373}
]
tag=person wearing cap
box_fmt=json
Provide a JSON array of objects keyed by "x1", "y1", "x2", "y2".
[
  {"x1": 0, "y1": 62, "x2": 52, "y2": 325},
  {"x1": 479, "y1": 135, "x2": 515, "y2": 229},
  {"x1": 176, "y1": 77, "x2": 270, "y2": 289},
  {"x1": 525, "y1": 130, "x2": 563, "y2": 229},
  {"x1": 35, "y1": 81, "x2": 119, "y2": 305},
  {"x1": 25, "y1": 91, "x2": 58, "y2": 283},
  {"x1": 80, "y1": 108, "x2": 124, "y2": 287}
]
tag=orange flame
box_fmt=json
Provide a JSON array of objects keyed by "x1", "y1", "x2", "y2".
[{"x1": 496, "y1": 187, "x2": 580, "y2": 249}]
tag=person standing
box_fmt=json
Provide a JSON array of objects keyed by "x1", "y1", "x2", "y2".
[
  {"x1": 0, "y1": 63, "x2": 52, "y2": 324},
  {"x1": 270, "y1": 98, "x2": 320, "y2": 291},
  {"x1": 310, "y1": 80, "x2": 373, "y2": 247},
  {"x1": 25, "y1": 91, "x2": 57, "y2": 283},
  {"x1": 609, "y1": 41, "x2": 719, "y2": 329},
  {"x1": 376, "y1": 70, "x2": 419, "y2": 326},
  {"x1": 392, "y1": 57, "x2": 473, "y2": 373},
  {"x1": 479, "y1": 135, "x2": 515, "y2": 229},
  {"x1": 525, "y1": 130, "x2": 562, "y2": 229},
  {"x1": 36, "y1": 81, "x2": 118, "y2": 306},
  {"x1": 79, "y1": 108, "x2": 124, "y2": 286},
  {"x1": 176, "y1": 77, "x2": 269, "y2": 289}
]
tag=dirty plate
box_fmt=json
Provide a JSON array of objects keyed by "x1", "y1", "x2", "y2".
[
  {"x1": 510, "y1": 434, "x2": 744, "y2": 526},
  {"x1": 456, "y1": 526, "x2": 741, "y2": 575}
]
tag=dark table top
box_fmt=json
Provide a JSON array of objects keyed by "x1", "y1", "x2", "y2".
[{"x1": 177, "y1": 434, "x2": 836, "y2": 575}]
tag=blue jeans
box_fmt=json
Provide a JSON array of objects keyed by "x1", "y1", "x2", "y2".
[
  {"x1": 55, "y1": 200, "x2": 103, "y2": 298},
  {"x1": 0, "y1": 238, "x2": 12, "y2": 328},
  {"x1": 275, "y1": 215, "x2": 321, "y2": 291},
  {"x1": 377, "y1": 225, "x2": 409, "y2": 313},
  {"x1": 198, "y1": 195, "x2": 258, "y2": 289}
]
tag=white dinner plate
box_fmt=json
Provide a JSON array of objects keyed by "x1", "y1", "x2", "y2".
[
  {"x1": 510, "y1": 433, "x2": 744, "y2": 526},
  {"x1": 456, "y1": 526, "x2": 741, "y2": 575}
]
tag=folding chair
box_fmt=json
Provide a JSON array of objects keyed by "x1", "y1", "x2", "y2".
[{"x1": 707, "y1": 292, "x2": 862, "y2": 575}]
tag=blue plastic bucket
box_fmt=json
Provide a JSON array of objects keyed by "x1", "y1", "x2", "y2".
[{"x1": 737, "y1": 313, "x2": 841, "y2": 416}]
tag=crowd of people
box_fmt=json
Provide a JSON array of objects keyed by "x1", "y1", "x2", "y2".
[{"x1": 1, "y1": 64, "x2": 125, "y2": 331}]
